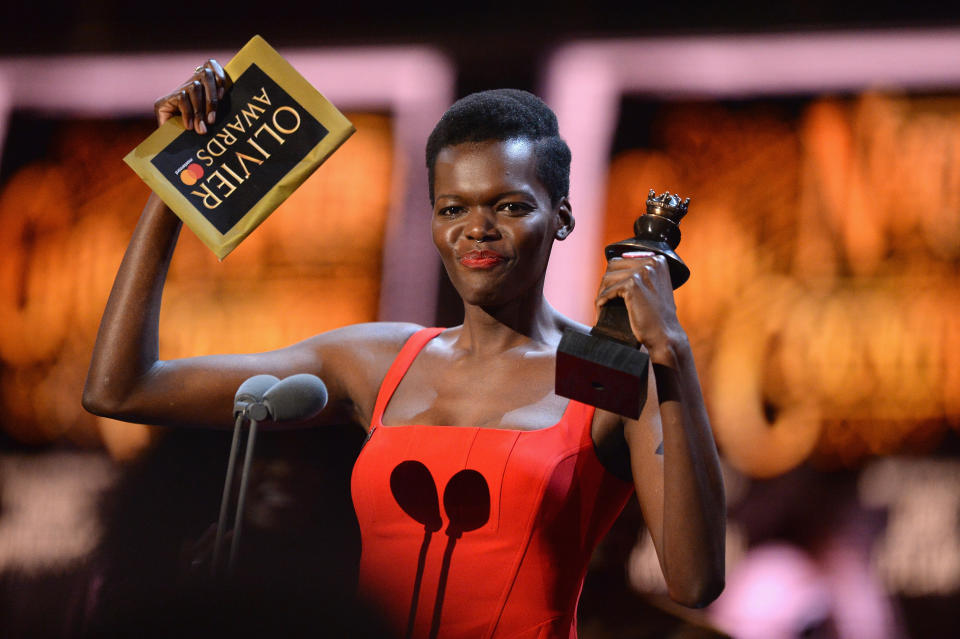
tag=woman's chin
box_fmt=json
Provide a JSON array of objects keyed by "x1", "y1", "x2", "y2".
[
  {"x1": 448, "y1": 271, "x2": 507, "y2": 306},
  {"x1": 460, "y1": 289, "x2": 506, "y2": 308},
  {"x1": 450, "y1": 273, "x2": 545, "y2": 310}
]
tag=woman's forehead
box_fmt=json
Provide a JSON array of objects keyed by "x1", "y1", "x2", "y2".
[{"x1": 433, "y1": 139, "x2": 544, "y2": 198}]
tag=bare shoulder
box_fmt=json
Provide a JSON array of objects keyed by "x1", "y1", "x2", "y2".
[
  {"x1": 295, "y1": 321, "x2": 424, "y2": 424},
  {"x1": 552, "y1": 311, "x2": 591, "y2": 343},
  {"x1": 298, "y1": 321, "x2": 423, "y2": 373}
]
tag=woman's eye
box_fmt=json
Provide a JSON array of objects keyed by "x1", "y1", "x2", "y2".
[{"x1": 499, "y1": 202, "x2": 533, "y2": 215}]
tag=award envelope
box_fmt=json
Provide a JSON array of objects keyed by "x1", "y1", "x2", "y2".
[{"x1": 124, "y1": 35, "x2": 354, "y2": 259}]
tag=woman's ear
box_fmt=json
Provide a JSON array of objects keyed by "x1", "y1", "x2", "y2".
[{"x1": 555, "y1": 197, "x2": 574, "y2": 240}]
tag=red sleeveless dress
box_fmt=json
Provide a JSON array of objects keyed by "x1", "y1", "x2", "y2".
[{"x1": 351, "y1": 328, "x2": 634, "y2": 639}]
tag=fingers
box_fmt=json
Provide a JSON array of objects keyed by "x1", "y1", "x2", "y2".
[
  {"x1": 153, "y1": 98, "x2": 173, "y2": 127},
  {"x1": 596, "y1": 274, "x2": 643, "y2": 309},
  {"x1": 601, "y1": 253, "x2": 667, "y2": 289},
  {"x1": 209, "y1": 58, "x2": 231, "y2": 96},
  {"x1": 153, "y1": 58, "x2": 229, "y2": 133},
  {"x1": 175, "y1": 87, "x2": 195, "y2": 133},
  {"x1": 186, "y1": 79, "x2": 207, "y2": 134},
  {"x1": 595, "y1": 250, "x2": 683, "y2": 352},
  {"x1": 198, "y1": 58, "x2": 231, "y2": 127},
  {"x1": 199, "y1": 67, "x2": 219, "y2": 125},
  {"x1": 606, "y1": 251, "x2": 663, "y2": 270},
  {"x1": 595, "y1": 252, "x2": 669, "y2": 309}
]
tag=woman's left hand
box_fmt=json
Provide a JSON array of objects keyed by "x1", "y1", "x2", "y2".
[
  {"x1": 599, "y1": 251, "x2": 726, "y2": 607},
  {"x1": 595, "y1": 251, "x2": 684, "y2": 367}
]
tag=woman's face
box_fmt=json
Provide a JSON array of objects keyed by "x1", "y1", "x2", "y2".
[{"x1": 431, "y1": 139, "x2": 571, "y2": 308}]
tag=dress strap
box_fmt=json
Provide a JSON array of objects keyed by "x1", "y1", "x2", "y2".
[
  {"x1": 561, "y1": 399, "x2": 597, "y2": 449},
  {"x1": 370, "y1": 327, "x2": 445, "y2": 428}
]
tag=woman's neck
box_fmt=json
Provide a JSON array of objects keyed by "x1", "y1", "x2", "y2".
[{"x1": 455, "y1": 291, "x2": 564, "y2": 357}]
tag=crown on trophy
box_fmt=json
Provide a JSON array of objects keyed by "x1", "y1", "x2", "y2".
[{"x1": 645, "y1": 189, "x2": 689, "y2": 224}]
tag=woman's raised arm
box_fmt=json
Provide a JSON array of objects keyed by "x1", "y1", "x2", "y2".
[
  {"x1": 595, "y1": 252, "x2": 726, "y2": 608},
  {"x1": 83, "y1": 61, "x2": 417, "y2": 429}
]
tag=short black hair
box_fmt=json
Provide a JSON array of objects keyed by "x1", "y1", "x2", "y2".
[{"x1": 425, "y1": 89, "x2": 571, "y2": 206}]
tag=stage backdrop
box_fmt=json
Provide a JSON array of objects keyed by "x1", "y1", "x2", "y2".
[
  {"x1": 0, "y1": 46, "x2": 454, "y2": 457},
  {"x1": 544, "y1": 32, "x2": 960, "y2": 478},
  {"x1": 602, "y1": 91, "x2": 960, "y2": 475},
  {"x1": 0, "y1": 113, "x2": 392, "y2": 457}
]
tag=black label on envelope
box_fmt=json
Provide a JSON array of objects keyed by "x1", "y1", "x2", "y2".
[{"x1": 151, "y1": 64, "x2": 328, "y2": 234}]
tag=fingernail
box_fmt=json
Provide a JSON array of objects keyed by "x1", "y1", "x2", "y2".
[
  {"x1": 622, "y1": 251, "x2": 655, "y2": 258},
  {"x1": 207, "y1": 111, "x2": 216, "y2": 124},
  {"x1": 197, "y1": 120, "x2": 207, "y2": 134}
]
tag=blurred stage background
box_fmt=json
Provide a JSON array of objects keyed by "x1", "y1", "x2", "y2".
[{"x1": 1, "y1": 3, "x2": 959, "y2": 638}]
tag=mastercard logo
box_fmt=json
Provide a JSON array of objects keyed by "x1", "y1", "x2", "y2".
[{"x1": 179, "y1": 163, "x2": 205, "y2": 186}]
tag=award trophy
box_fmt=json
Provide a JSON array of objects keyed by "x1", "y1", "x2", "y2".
[{"x1": 555, "y1": 190, "x2": 690, "y2": 419}]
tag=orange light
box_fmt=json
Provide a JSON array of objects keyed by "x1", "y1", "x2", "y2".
[
  {"x1": 0, "y1": 114, "x2": 393, "y2": 457},
  {"x1": 604, "y1": 93, "x2": 960, "y2": 476}
]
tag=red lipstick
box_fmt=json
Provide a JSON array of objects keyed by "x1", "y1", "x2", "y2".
[{"x1": 459, "y1": 249, "x2": 505, "y2": 268}]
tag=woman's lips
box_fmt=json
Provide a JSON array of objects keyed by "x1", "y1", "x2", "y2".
[{"x1": 459, "y1": 249, "x2": 505, "y2": 268}]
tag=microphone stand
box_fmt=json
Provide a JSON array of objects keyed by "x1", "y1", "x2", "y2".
[
  {"x1": 228, "y1": 407, "x2": 262, "y2": 572},
  {"x1": 213, "y1": 407, "x2": 265, "y2": 576},
  {"x1": 212, "y1": 411, "x2": 245, "y2": 576},
  {"x1": 213, "y1": 375, "x2": 277, "y2": 577},
  {"x1": 212, "y1": 373, "x2": 329, "y2": 577}
]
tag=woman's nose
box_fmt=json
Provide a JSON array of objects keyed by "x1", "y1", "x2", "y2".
[{"x1": 464, "y1": 208, "x2": 500, "y2": 242}]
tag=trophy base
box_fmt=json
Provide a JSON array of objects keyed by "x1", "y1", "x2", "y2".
[{"x1": 555, "y1": 328, "x2": 649, "y2": 420}]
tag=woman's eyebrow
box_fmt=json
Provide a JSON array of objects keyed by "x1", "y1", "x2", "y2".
[
  {"x1": 434, "y1": 189, "x2": 538, "y2": 204},
  {"x1": 494, "y1": 190, "x2": 536, "y2": 200}
]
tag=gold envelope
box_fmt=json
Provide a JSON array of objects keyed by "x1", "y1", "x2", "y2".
[{"x1": 124, "y1": 35, "x2": 355, "y2": 259}]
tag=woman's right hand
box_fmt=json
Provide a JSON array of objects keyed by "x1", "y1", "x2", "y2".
[{"x1": 153, "y1": 59, "x2": 231, "y2": 134}]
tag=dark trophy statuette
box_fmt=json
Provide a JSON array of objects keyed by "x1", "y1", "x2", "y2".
[{"x1": 555, "y1": 189, "x2": 691, "y2": 419}]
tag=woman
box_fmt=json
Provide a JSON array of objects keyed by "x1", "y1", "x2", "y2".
[{"x1": 83, "y1": 60, "x2": 725, "y2": 638}]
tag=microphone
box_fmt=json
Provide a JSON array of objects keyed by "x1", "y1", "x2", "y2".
[
  {"x1": 261, "y1": 373, "x2": 328, "y2": 423},
  {"x1": 233, "y1": 374, "x2": 280, "y2": 419}
]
